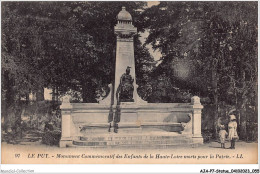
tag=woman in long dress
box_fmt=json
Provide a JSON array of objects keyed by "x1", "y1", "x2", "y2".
[{"x1": 228, "y1": 115, "x2": 238, "y2": 149}]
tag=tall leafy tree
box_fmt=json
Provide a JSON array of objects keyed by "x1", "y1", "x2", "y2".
[
  {"x1": 2, "y1": 2, "x2": 154, "y2": 133},
  {"x1": 141, "y1": 1, "x2": 257, "y2": 139}
]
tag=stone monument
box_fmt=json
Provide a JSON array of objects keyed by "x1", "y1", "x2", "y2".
[{"x1": 59, "y1": 7, "x2": 204, "y2": 148}]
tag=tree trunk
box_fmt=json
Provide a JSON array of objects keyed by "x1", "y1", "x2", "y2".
[
  {"x1": 14, "y1": 99, "x2": 23, "y2": 139},
  {"x1": 212, "y1": 66, "x2": 219, "y2": 139},
  {"x1": 3, "y1": 70, "x2": 15, "y2": 132},
  {"x1": 3, "y1": 71, "x2": 23, "y2": 139},
  {"x1": 210, "y1": 37, "x2": 219, "y2": 139},
  {"x1": 52, "y1": 88, "x2": 55, "y2": 102},
  {"x1": 52, "y1": 86, "x2": 58, "y2": 102},
  {"x1": 25, "y1": 92, "x2": 29, "y2": 105},
  {"x1": 55, "y1": 86, "x2": 59, "y2": 101},
  {"x1": 239, "y1": 106, "x2": 247, "y2": 140},
  {"x1": 237, "y1": 70, "x2": 247, "y2": 140},
  {"x1": 36, "y1": 87, "x2": 44, "y2": 101}
]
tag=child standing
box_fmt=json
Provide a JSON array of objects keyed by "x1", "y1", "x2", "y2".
[
  {"x1": 219, "y1": 125, "x2": 228, "y2": 148},
  {"x1": 228, "y1": 115, "x2": 238, "y2": 149}
]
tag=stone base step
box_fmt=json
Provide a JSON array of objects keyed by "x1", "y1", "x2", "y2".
[
  {"x1": 68, "y1": 142, "x2": 200, "y2": 149},
  {"x1": 78, "y1": 134, "x2": 189, "y2": 142},
  {"x1": 73, "y1": 139, "x2": 192, "y2": 146},
  {"x1": 71, "y1": 132, "x2": 194, "y2": 148}
]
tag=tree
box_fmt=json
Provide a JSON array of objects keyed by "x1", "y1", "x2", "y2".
[
  {"x1": 2, "y1": 2, "x2": 155, "y2": 135},
  {"x1": 141, "y1": 1, "x2": 257, "y2": 139},
  {"x1": 134, "y1": 38, "x2": 155, "y2": 100}
]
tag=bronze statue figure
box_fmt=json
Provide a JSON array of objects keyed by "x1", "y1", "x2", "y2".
[{"x1": 116, "y1": 66, "x2": 134, "y2": 103}]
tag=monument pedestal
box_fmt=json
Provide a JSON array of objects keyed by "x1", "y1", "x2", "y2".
[{"x1": 59, "y1": 96, "x2": 204, "y2": 148}]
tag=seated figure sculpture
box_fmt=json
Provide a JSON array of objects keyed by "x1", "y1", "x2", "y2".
[{"x1": 117, "y1": 66, "x2": 134, "y2": 103}]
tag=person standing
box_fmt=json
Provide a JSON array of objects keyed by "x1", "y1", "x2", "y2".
[
  {"x1": 219, "y1": 125, "x2": 228, "y2": 148},
  {"x1": 228, "y1": 115, "x2": 238, "y2": 149}
]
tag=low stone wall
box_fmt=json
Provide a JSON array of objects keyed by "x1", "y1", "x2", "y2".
[{"x1": 59, "y1": 96, "x2": 203, "y2": 147}]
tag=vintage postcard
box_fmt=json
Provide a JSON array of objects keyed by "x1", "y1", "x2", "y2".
[{"x1": 1, "y1": 1, "x2": 258, "y2": 169}]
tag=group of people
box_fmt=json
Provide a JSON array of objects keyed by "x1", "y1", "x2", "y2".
[{"x1": 219, "y1": 115, "x2": 238, "y2": 149}]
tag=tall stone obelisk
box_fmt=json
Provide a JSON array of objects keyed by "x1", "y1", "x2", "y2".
[{"x1": 114, "y1": 7, "x2": 146, "y2": 105}]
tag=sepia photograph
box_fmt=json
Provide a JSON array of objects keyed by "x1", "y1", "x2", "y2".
[{"x1": 1, "y1": 0, "x2": 258, "y2": 172}]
